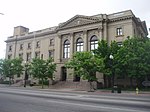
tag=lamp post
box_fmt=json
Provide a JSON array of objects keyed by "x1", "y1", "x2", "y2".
[
  {"x1": 24, "y1": 61, "x2": 28, "y2": 87},
  {"x1": 109, "y1": 54, "x2": 115, "y2": 92}
]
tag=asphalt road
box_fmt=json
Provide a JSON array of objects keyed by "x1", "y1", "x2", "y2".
[{"x1": 0, "y1": 87, "x2": 150, "y2": 112}]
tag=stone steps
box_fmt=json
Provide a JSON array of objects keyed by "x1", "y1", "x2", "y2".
[{"x1": 49, "y1": 80, "x2": 88, "y2": 90}]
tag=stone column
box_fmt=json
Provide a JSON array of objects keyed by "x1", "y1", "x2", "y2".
[
  {"x1": 103, "y1": 23, "x2": 107, "y2": 41},
  {"x1": 57, "y1": 34, "x2": 62, "y2": 63},
  {"x1": 70, "y1": 32, "x2": 74, "y2": 57},
  {"x1": 83, "y1": 30, "x2": 88, "y2": 51},
  {"x1": 55, "y1": 34, "x2": 62, "y2": 81},
  {"x1": 98, "y1": 27, "x2": 103, "y2": 40}
]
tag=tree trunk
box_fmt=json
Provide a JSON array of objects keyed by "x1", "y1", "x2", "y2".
[
  {"x1": 104, "y1": 75, "x2": 107, "y2": 88},
  {"x1": 9, "y1": 77, "x2": 11, "y2": 86},
  {"x1": 130, "y1": 77, "x2": 133, "y2": 88},
  {"x1": 112, "y1": 73, "x2": 115, "y2": 87},
  {"x1": 88, "y1": 81, "x2": 95, "y2": 92},
  {"x1": 41, "y1": 78, "x2": 44, "y2": 89}
]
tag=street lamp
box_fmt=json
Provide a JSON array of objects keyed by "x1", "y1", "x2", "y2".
[
  {"x1": 24, "y1": 61, "x2": 28, "y2": 87},
  {"x1": 109, "y1": 54, "x2": 115, "y2": 92},
  {"x1": 109, "y1": 54, "x2": 114, "y2": 60}
]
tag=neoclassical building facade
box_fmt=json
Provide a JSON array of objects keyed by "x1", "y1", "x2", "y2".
[{"x1": 5, "y1": 10, "x2": 148, "y2": 88}]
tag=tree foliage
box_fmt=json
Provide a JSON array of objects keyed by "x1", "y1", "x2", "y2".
[
  {"x1": 115, "y1": 37, "x2": 150, "y2": 86},
  {"x1": 0, "y1": 58, "x2": 23, "y2": 85},
  {"x1": 65, "y1": 51, "x2": 104, "y2": 81},
  {"x1": 93, "y1": 40, "x2": 121, "y2": 87},
  {"x1": 29, "y1": 58, "x2": 56, "y2": 88},
  {"x1": 94, "y1": 40, "x2": 120, "y2": 76}
]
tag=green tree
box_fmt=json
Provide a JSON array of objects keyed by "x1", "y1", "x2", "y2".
[
  {"x1": 0, "y1": 58, "x2": 23, "y2": 85},
  {"x1": 0, "y1": 59, "x2": 13, "y2": 85},
  {"x1": 0, "y1": 59, "x2": 4, "y2": 76},
  {"x1": 29, "y1": 58, "x2": 56, "y2": 88},
  {"x1": 143, "y1": 39, "x2": 150, "y2": 80},
  {"x1": 45, "y1": 58, "x2": 57, "y2": 84},
  {"x1": 94, "y1": 40, "x2": 120, "y2": 87},
  {"x1": 11, "y1": 58, "x2": 23, "y2": 78},
  {"x1": 65, "y1": 51, "x2": 103, "y2": 91},
  {"x1": 115, "y1": 37, "x2": 148, "y2": 87}
]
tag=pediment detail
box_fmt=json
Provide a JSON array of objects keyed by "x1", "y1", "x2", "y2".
[{"x1": 59, "y1": 15, "x2": 101, "y2": 30}]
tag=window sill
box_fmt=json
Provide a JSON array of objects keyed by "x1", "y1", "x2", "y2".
[{"x1": 115, "y1": 35, "x2": 124, "y2": 37}]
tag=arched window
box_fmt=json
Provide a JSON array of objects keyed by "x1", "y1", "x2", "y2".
[
  {"x1": 63, "y1": 39, "x2": 70, "y2": 58},
  {"x1": 76, "y1": 38, "x2": 83, "y2": 52},
  {"x1": 90, "y1": 35, "x2": 98, "y2": 50}
]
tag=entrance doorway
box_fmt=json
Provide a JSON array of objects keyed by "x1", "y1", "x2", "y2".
[
  {"x1": 73, "y1": 75, "x2": 80, "y2": 82},
  {"x1": 61, "y1": 67, "x2": 67, "y2": 81}
]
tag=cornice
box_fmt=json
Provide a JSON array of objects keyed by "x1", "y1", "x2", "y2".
[
  {"x1": 5, "y1": 30, "x2": 57, "y2": 43},
  {"x1": 108, "y1": 15, "x2": 133, "y2": 23},
  {"x1": 132, "y1": 17, "x2": 148, "y2": 35}
]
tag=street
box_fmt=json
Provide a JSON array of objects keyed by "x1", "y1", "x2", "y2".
[{"x1": 0, "y1": 86, "x2": 150, "y2": 112}]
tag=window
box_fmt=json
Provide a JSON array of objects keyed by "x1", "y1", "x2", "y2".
[
  {"x1": 8, "y1": 45, "x2": 12, "y2": 52},
  {"x1": 49, "y1": 50, "x2": 54, "y2": 58},
  {"x1": 90, "y1": 35, "x2": 98, "y2": 51},
  {"x1": 76, "y1": 38, "x2": 83, "y2": 52},
  {"x1": 116, "y1": 28, "x2": 123, "y2": 36},
  {"x1": 26, "y1": 52, "x2": 31, "y2": 62},
  {"x1": 63, "y1": 39, "x2": 70, "y2": 58},
  {"x1": 35, "y1": 51, "x2": 40, "y2": 58},
  {"x1": 50, "y1": 39, "x2": 54, "y2": 46},
  {"x1": 134, "y1": 29, "x2": 136, "y2": 35},
  {"x1": 20, "y1": 44, "x2": 23, "y2": 50},
  {"x1": 36, "y1": 41, "x2": 40, "y2": 48},
  {"x1": 8, "y1": 54, "x2": 12, "y2": 59},
  {"x1": 19, "y1": 53, "x2": 23, "y2": 59},
  {"x1": 27, "y1": 43, "x2": 31, "y2": 49}
]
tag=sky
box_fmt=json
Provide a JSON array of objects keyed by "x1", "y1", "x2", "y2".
[{"x1": 0, "y1": 0, "x2": 150, "y2": 59}]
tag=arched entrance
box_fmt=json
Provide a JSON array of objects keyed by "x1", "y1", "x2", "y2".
[{"x1": 61, "y1": 67, "x2": 67, "y2": 81}]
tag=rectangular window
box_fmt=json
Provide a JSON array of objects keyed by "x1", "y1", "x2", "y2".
[
  {"x1": 8, "y1": 45, "x2": 12, "y2": 52},
  {"x1": 27, "y1": 43, "x2": 31, "y2": 49},
  {"x1": 134, "y1": 29, "x2": 136, "y2": 35},
  {"x1": 116, "y1": 28, "x2": 123, "y2": 36},
  {"x1": 8, "y1": 54, "x2": 12, "y2": 59},
  {"x1": 26, "y1": 52, "x2": 31, "y2": 62},
  {"x1": 19, "y1": 53, "x2": 23, "y2": 59},
  {"x1": 50, "y1": 39, "x2": 54, "y2": 46},
  {"x1": 36, "y1": 41, "x2": 40, "y2": 48},
  {"x1": 20, "y1": 44, "x2": 23, "y2": 50},
  {"x1": 49, "y1": 50, "x2": 54, "y2": 58},
  {"x1": 35, "y1": 51, "x2": 40, "y2": 58}
]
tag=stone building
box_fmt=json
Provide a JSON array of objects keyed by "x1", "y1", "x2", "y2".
[{"x1": 5, "y1": 10, "x2": 148, "y2": 88}]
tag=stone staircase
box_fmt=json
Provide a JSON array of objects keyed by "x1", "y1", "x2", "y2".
[
  {"x1": 49, "y1": 80, "x2": 89, "y2": 90},
  {"x1": 11, "y1": 80, "x2": 23, "y2": 87}
]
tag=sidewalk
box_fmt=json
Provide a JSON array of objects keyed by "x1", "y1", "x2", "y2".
[
  {"x1": 30, "y1": 86, "x2": 150, "y2": 96},
  {"x1": 1, "y1": 84, "x2": 150, "y2": 96}
]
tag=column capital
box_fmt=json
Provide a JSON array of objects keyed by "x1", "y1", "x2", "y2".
[
  {"x1": 98, "y1": 26, "x2": 103, "y2": 31},
  {"x1": 69, "y1": 32, "x2": 74, "y2": 36},
  {"x1": 83, "y1": 30, "x2": 87, "y2": 35},
  {"x1": 57, "y1": 34, "x2": 62, "y2": 39}
]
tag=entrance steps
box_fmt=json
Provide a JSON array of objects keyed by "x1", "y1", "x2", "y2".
[
  {"x1": 49, "y1": 80, "x2": 89, "y2": 90},
  {"x1": 11, "y1": 80, "x2": 23, "y2": 87}
]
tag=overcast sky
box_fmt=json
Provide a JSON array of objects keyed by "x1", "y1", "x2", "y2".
[{"x1": 0, "y1": 0, "x2": 150, "y2": 59}]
